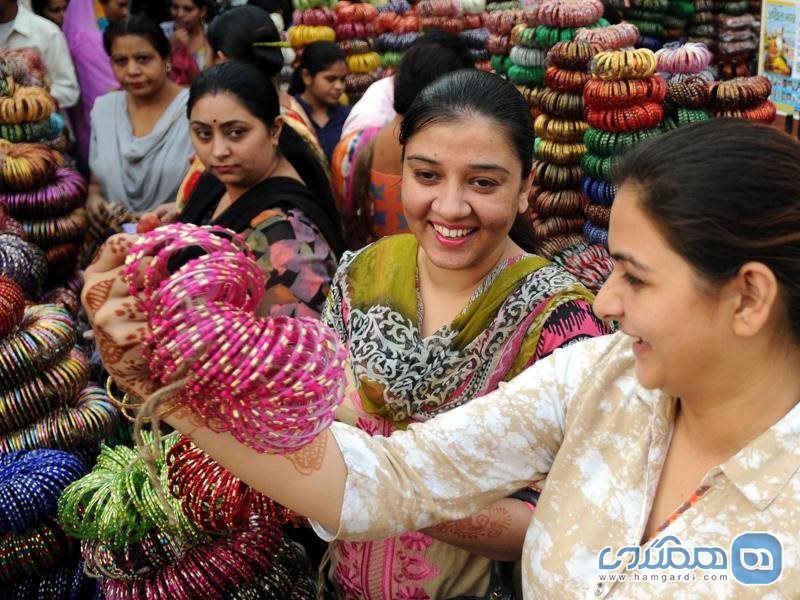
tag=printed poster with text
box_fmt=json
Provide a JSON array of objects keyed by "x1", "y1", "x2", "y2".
[{"x1": 759, "y1": 0, "x2": 800, "y2": 113}]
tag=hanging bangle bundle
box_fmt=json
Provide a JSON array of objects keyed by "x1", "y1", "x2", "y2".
[
  {"x1": 534, "y1": 114, "x2": 587, "y2": 142},
  {"x1": 287, "y1": 25, "x2": 336, "y2": 47},
  {"x1": 531, "y1": 0, "x2": 604, "y2": 28},
  {"x1": 586, "y1": 102, "x2": 664, "y2": 133},
  {"x1": 574, "y1": 21, "x2": 639, "y2": 48},
  {"x1": 584, "y1": 203, "x2": 611, "y2": 228},
  {"x1": 82, "y1": 527, "x2": 194, "y2": 581},
  {"x1": 100, "y1": 516, "x2": 284, "y2": 600},
  {"x1": 583, "y1": 76, "x2": 667, "y2": 108},
  {"x1": 532, "y1": 215, "x2": 584, "y2": 239},
  {"x1": 122, "y1": 223, "x2": 347, "y2": 455},
  {"x1": 0, "y1": 518, "x2": 75, "y2": 584},
  {"x1": 583, "y1": 219, "x2": 609, "y2": 246},
  {"x1": 581, "y1": 152, "x2": 622, "y2": 181},
  {"x1": 486, "y1": 10, "x2": 525, "y2": 35},
  {"x1": 591, "y1": 49, "x2": 658, "y2": 80},
  {"x1": 0, "y1": 87, "x2": 56, "y2": 125},
  {"x1": 535, "y1": 140, "x2": 587, "y2": 165},
  {"x1": 536, "y1": 88, "x2": 584, "y2": 118},
  {"x1": 581, "y1": 175, "x2": 617, "y2": 206},
  {"x1": 531, "y1": 161, "x2": 584, "y2": 190},
  {"x1": 0, "y1": 385, "x2": 120, "y2": 453},
  {"x1": 0, "y1": 233, "x2": 47, "y2": 297},
  {"x1": 547, "y1": 40, "x2": 602, "y2": 70},
  {"x1": 530, "y1": 188, "x2": 588, "y2": 216},
  {"x1": 708, "y1": 75, "x2": 771, "y2": 110},
  {"x1": 583, "y1": 126, "x2": 661, "y2": 156},
  {"x1": 544, "y1": 66, "x2": 590, "y2": 92},
  {"x1": 0, "y1": 140, "x2": 61, "y2": 191},
  {"x1": 0, "y1": 348, "x2": 88, "y2": 434},
  {"x1": 507, "y1": 64, "x2": 544, "y2": 86},
  {"x1": 0, "y1": 119, "x2": 53, "y2": 144},
  {"x1": 21, "y1": 207, "x2": 87, "y2": 248},
  {"x1": 57, "y1": 432, "x2": 202, "y2": 549},
  {"x1": 655, "y1": 41, "x2": 711, "y2": 74},
  {"x1": 509, "y1": 46, "x2": 546, "y2": 68},
  {"x1": 291, "y1": 7, "x2": 336, "y2": 26},
  {"x1": 167, "y1": 435, "x2": 298, "y2": 534},
  {"x1": 0, "y1": 276, "x2": 25, "y2": 340},
  {"x1": 0, "y1": 449, "x2": 86, "y2": 535},
  {"x1": 0, "y1": 303, "x2": 76, "y2": 390},
  {"x1": 0, "y1": 167, "x2": 86, "y2": 219}
]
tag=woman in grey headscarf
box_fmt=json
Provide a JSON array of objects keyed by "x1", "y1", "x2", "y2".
[{"x1": 87, "y1": 14, "x2": 194, "y2": 229}]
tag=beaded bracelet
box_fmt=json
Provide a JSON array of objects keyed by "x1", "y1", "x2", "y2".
[
  {"x1": 0, "y1": 167, "x2": 87, "y2": 219},
  {"x1": 591, "y1": 49, "x2": 658, "y2": 81},
  {"x1": 536, "y1": 88, "x2": 584, "y2": 118},
  {"x1": 583, "y1": 76, "x2": 667, "y2": 109},
  {"x1": 582, "y1": 176, "x2": 618, "y2": 206},
  {"x1": 507, "y1": 64, "x2": 544, "y2": 86},
  {"x1": 101, "y1": 516, "x2": 284, "y2": 600},
  {"x1": 585, "y1": 102, "x2": 665, "y2": 133},
  {"x1": 546, "y1": 40, "x2": 602, "y2": 70},
  {"x1": 0, "y1": 449, "x2": 86, "y2": 534},
  {"x1": 574, "y1": 21, "x2": 639, "y2": 49},
  {"x1": 123, "y1": 224, "x2": 347, "y2": 455},
  {"x1": 0, "y1": 276, "x2": 24, "y2": 340},
  {"x1": 531, "y1": 160, "x2": 583, "y2": 190},
  {"x1": 581, "y1": 152, "x2": 622, "y2": 181},
  {"x1": 544, "y1": 66, "x2": 590, "y2": 93},
  {"x1": 532, "y1": 215, "x2": 584, "y2": 239},
  {"x1": 530, "y1": 187, "x2": 588, "y2": 216},
  {"x1": 0, "y1": 233, "x2": 47, "y2": 297},
  {"x1": 0, "y1": 385, "x2": 121, "y2": 453},
  {"x1": 583, "y1": 219, "x2": 608, "y2": 246},
  {"x1": 532, "y1": 0, "x2": 604, "y2": 28},
  {"x1": 0, "y1": 518, "x2": 75, "y2": 584},
  {"x1": 583, "y1": 126, "x2": 661, "y2": 156},
  {"x1": 535, "y1": 233, "x2": 585, "y2": 259},
  {"x1": 167, "y1": 435, "x2": 299, "y2": 534},
  {"x1": 534, "y1": 114, "x2": 588, "y2": 142},
  {"x1": 535, "y1": 140, "x2": 586, "y2": 165}
]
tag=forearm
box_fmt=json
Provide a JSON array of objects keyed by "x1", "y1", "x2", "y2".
[
  {"x1": 422, "y1": 498, "x2": 533, "y2": 562},
  {"x1": 164, "y1": 410, "x2": 347, "y2": 533}
]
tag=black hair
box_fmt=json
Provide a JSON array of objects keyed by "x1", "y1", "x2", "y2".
[
  {"x1": 247, "y1": 0, "x2": 283, "y2": 13},
  {"x1": 615, "y1": 118, "x2": 800, "y2": 343},
  {"x1": 393, "y1": 29, "x2": 474, "y2": 115},
  {"x1": 399, "y1": 69, "x2": 537, "y2": 253},
  {"x1": 287, "y1": 41, "x2": 346, "y2": 96},
  {"x1": 188, "y1": 62, "x2": 340, "y2": 247},
  {"x1": 103, "y1": 14, "x2": 171, "y2": 58},
  {"x1": 206, "y1": 5, "x2": 284, "y2": 78},
  {"x1": 31, "y1": 0, "x2": 49, "y2": 17}
]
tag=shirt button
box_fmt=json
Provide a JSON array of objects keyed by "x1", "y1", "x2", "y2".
[{"x1": 594, "y1": 582, "x2": 605, "y2": 596}]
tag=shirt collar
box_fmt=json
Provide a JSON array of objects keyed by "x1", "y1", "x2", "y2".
[
  {"x1": 9, "y1": 5, "x2": 33, "y2": 38},
  {"x1": 720, "y1": 401, "x2": 800, "y2": 510},
  {"x1": 294, "y1": 94, "x2": 337, "y2": 120}
]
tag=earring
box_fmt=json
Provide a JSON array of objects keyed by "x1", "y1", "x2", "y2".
[{"x1": 166, "y1": 63, "x2": 172, "y2": 73}]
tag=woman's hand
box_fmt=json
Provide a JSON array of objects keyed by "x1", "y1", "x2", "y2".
[
  {"x1": 171, "y1": 27, "x2": 190, "y2": 49},
  {"x1": 152, "y1": 202, "x2": 180, "y2": 224},
  {"x1": 81, "y1": 234, "x2": 158, "y2": 399},
  {"x1": 86, "y1": 193, "x2": 111, "y2": 233}
]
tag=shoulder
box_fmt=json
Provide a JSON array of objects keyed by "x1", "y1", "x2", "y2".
[
  {"x1": 15, "y1": 7, "x2": 61, "y2": 38},
  {"x1": 90, "y1": 90, "x2": 124, "y2": 116}
]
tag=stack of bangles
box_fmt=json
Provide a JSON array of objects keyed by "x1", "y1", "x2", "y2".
[
  {"x1": 550, "y1": 241, "x2": 614, "y2": 294},
  {"x1": 583, "y1": 76, "x2": 666, "y2": 108},
  {"x1": 585, "y1": 102, "x2": 664, "y2": 133},
  {"x1": 338, "y1": 38, "x2": 372, "y2": 55},
  {"x1": 0, "y1": 86, "x2": 56, "y2": 125},
  {"x1": 0, "y1": 167, "x2": 86, "y2": 219},
  {"x1": 590, "y1": 49, "x2": 658, "y2": 81},
  {"x1": 580, "y1": 152, "x2": 623, "y2": 181},
  {"x1": 336, "y1": 1, "x2": 379, "y2": 22},
  {"x1": 507, "y1": 64, "x2": 544, "y2": 86},
  {"x1": 536, "y1": 234, "x2": 585, "y2": 259},
  {"x1": 655, "y1": 41, "x2": 711, "y2": 74},
  {"x1": 581, "y1": 175, "x2": 617, "y2": 206},
  {"x1": 534, "y1": 114, "x2": 588, "y2": 142},
  {"x1": 334, "y1": 21, "x2": 375, "y2": 40},
  {"x1": 287, "y1": 25, "x2": 335, "y2": 47},
  {"x1": 346, "y1": 51, "x2": 382, "y2": 73},
  {"x1": 485, "y1": 10, "x2": 527, "y2": 35},
  {"x1": 21, "y1": 207, "x2": 88, "y2": 248},
  {"x1": 415, "y1": 0, "x2": 459, "y2": 17},
  {"x1": 487, "y1": 33, "x2": 511, "y2": 55},
  {"x1": 531, "y1": 0, "x2": 604, "y2": 27},
  {"x1": 547, "y1": 39, "x2": 602, "y2": 70},
  {"x1": 0, "y1": 118, "x2": 53, "y2": 144},
  {"x1": 531, "y1": 215, "x2": 584, "y2": 238},
  {"x1": 585, "y1": 203, "x2": 611, "y2": 228},
  {"x1": 544, "y1": 65, "x2": 591, "y2": 92},
  {"x1": 291, "y1": 0, "x2": 333, "y2": 10},
  {"x1": 57, "y1": 432, "x2": 203, "y2": 548},
  {"x1": 374, "y1": 12, "x2": 420, "y2": 34},
  {"x1": 291, "y1": 6, "x2": 336, "y2": 26},
  {"x1": 420, "y1": 16, "x2": 467, "y2": 33},
  {"x1": 167, "y1": 435, "x2": 300, "y2": 534},
  {"x1": 0, "y1": 518, "x2": 76, "y2": 583},
  {"x1": 583, "y1": 126, "x2": 661, "y2": 156},
  {"x1": 665, "y1": 76, "x2": 710, "y2": 108},
  {"x1": 535, "y1": 139, "x2": 587, "y2": 165},
  {"x1": 122, "y1": 224, "x2": 347, "y2": 454},
  {"x1": 378, "y1": 0, "x2": 413, "y2": 14},
  {"x1": 0, "y1": 449, "x2": 86, "y2": 534},
  {"x1": 227, "y1": 536, "x2": 316, "y2": 599},
  {"x1": 3, "y1": 555, "x2": 89, "y2": 597},
  {"x1": 0, "y1": 233, "x2": 47, "y2": 296},
  {"x1": 0, "y1": 385, "x2": 120, "y2": 453},
  {"x1": 373, "y1": 32, "x2": 419, "y2": 52},
  {"x1": 0, "y1": 140, "x2": 61, "y2": 191},
  {"x1": 537, "y1": 88, "x2": 584, "y2": 118},
  {"x1": 460, "y1": 27, "x2": 490, "y2": 49},
  {"x1": 100, "y1": 517, "x2": 284, "y2": 599},
  {"x1": 530, "y1": 188, "x2": 587, "y2": 216},
  {"x1": 708, "y1": 76, "x2": 775, "y2": 122},
  {"x1": 0, "y1": 276, "x2": 25, "y2": 339},
  {"x1": 531, "y1": 160, "x2": 583, "y2": 190},
  {"x1": 0, "y1": 203, "x2": 24, "y2": 236},
  {"x1": 574, "y1": 21, "x2": 640, "y2": 48},
  {"x1": 346, "y1": 72, "x2": 379, "y2": 96},
  {"x1": 584, "y1": 219, "x2": 608, "y2": 246}
]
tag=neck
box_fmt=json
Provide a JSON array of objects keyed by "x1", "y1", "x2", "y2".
[
  {"x1": 1, "y1": 3, "x2": 18, "y2": 23},
  {"x1": 128, "y1": 79, "x2": 178, "y2": 110},
  {"x1": 676, "y1": 343, "x2": 800, "y2": 458},
  {"x1": 417, "y1": 237, "x2": 522, "y2": 297},
  {"x1": 300, "y1": 91, "x2": 329, "y2": 116},
  {"x1": 224, "y1": 155, "x2": 285, "y2": 204}
]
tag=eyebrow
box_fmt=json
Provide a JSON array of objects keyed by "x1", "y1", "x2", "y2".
[
  {"x1": 189, "y1": 119, "x2": 249, "y2": 127},
  {"x1": 405, "y1": 154, "x2": 511, "y2": 174},
  {"x1": 611, "y1": 252, "x2": 652, "y2": 271}
]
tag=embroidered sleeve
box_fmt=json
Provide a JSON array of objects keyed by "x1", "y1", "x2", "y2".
[
  {"x1": 532, "y1": 299, "x2": 609, "y2": 362},
  {"x1": 246, "y1": 208, "x2": 338, "y2": 319}
]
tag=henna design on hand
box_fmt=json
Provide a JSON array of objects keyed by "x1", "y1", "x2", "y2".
[{"x1": 83, "y1": 278, "x2": 115, "y2": 313}]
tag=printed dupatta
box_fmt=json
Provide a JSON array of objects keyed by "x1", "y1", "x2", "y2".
[{"x1": 324, "y1": 234, "x2": 595, "y2": 427}]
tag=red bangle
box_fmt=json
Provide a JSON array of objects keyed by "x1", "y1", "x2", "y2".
[{"x1": 585, "y1": 102, "x2": 664, "y2": 133}]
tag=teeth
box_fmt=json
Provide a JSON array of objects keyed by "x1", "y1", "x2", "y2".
[{"x1": 433, "y1": 224, "x2": 473, "y2": 239}]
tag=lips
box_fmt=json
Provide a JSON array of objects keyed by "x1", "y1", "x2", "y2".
[
  {"x1": 212, "y1": 165, "x2": 236, "y2": 175},
  {"x1": 431, "y1": 223, "x2": 476, "y2": 239}
]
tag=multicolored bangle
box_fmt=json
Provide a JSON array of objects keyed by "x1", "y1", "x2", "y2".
[
  {"x1": 0, "y1": 518, "x2": 75, "y2": 584},
  {"x1": 0, "y1": 168, "x2": 86, "y2": 219},
  {"x1": 530, "y1": 188, "x2": 588, "y2": 216}
]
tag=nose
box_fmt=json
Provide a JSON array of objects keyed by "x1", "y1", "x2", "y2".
[
  {"x1": 210, "y1": 134, "x2": 230, "y2": 159},
  {"x1": 592, "y1": 271, "x2": 623, "y2": 323},
  {"x1": 126, "y1": 60, "x2": 141, "y2": 76},
  {"x1": 432, "y1": 178, "x2": 471, "y2": 221}
]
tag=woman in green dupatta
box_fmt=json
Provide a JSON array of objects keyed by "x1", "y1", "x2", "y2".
[{"x1": 323, "y1": 70, "x2": 609, "y2": 599}]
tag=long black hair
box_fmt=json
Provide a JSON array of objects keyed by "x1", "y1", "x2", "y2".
[
  {"x1": 206, "y1": 5, "x2": 284, "y2": 78},
  {"x1": 399, "y1": 69, "x2": 538, "y2": 253},
  {"x1": 103, "y1": 14, "x2": 171, "y2": 58}
]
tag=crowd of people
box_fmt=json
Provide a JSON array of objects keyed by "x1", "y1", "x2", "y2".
[{"x1": 2, "y1": 0, "x2": 799, "y2": 597}]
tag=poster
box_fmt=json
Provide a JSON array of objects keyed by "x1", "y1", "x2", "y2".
[{"x1": 759, "y1": 0, "x2": 800, "y2": 113}]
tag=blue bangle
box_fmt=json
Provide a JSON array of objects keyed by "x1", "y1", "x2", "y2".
[{"x1": 583, "y1": 220, "x2": 609, "y2": 247}]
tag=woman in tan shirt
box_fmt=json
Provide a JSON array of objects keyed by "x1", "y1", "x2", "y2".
[{"x1": 84, "y1": 116, "x2": 800, "y2": 597}]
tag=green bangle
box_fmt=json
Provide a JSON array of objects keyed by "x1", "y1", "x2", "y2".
[
  {"x1": 491, "y1": 54, "x2": 512, "y2": 74},
  {"x1": 628, "y1": 19, "x2": 665, "y2": 37},
  {"x1": 581, "y1": 152, "x2": 620, "y2": 181},
  {"x1": 507, "y1": 64, "x2": 545, "y2": 86},
  {"x1": 534, "y1": 24, "x2": 576, "y2": 48},
  {"x1": 583, "y1": 127, "x2": 662, "y2": 156},
  {"x1": 667, "y1": 0, "x2": 695, "y2": 18},
  {"x1": 381, "y1": 51, "x2": 403, "y2": 69},
  {"x1": 626, "y1": 8, "x2": 668, "y2": 21},
  {"x1": 629, "y1": 0, "x2": 669, "y2": 10}
]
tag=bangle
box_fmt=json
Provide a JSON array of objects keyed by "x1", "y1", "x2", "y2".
[
  {"x1": 0, "y1": 518, "x2": 75, "y2": 584},
  {"x1": 585, "y1": 102, "x2": 665, "y2": 133},
  {"x1": 585, "y1": 202, "x2": 611, "y2": 227},
  {"x1": 507, "y1": 64, "x2": 544, "y2": 86},
  {"x1": 713, "y1": 100, "x2": 777, "y2": 124},
  {"x1": 581, "y1": 175, "x2": 617, "y2": 206},
  {"x1": 535, "y1": 139, "x2": 587, "y2": 165},
  {"x1": 20, "y1": 207, "x2": 88, "y2": 248},
  {"x1": 532, "y1": 215, "x2": 584, "y2": 239},
  {"x1": 534, "y1": 114, "x2": 588, "y2": 142},
  {"x1": 583, "y1": 219, "x2": 609, "y2": 246},
  {"x1": 3, "y1": 554, "x2": 87, "y2": 596},
  {"x1": 537, "y1": 88, "x2": 584, "y2": 118},
  {"x1": 227, "y1": 536, "x2": 317, "y2": 598},
  {"x1": 708, "y1": 75, "x2": 771, "y2": 110},
  {"x1": 532, "y1": 0, "x2": 604, "y2": 28},
  {"x1": 574, "y1": 21, "x2": 639, "y2": 48},
  {"x1": 591, "y1": 49, "x2": 658, "y2": 80},
  {"x1": 415, "y1": 0, "x2": 459, "y2": 17},
  {"x1": 583, "y1": 126, "x2": 661, "y2": 156},
  {"x1": 1, "y1": 167, "x2": 86, "y2": 219},
  {"x1": 531, "y1": 160, "x2": 583, "y2": 190},
  {"x1": 549, "y1": 241, "x2": 614, "y2": 293},
  {"x1": 0, "y1": 140, "x2": 61, "y2": 191},
  {"x1": 655, "y1": 41, "x2": 711, "y2": 74},
  {"x1": 292, "y1": 6, "x2": 336, "y2": 26},
  {"x1": 490, "y1": 54, "x2": 513, "y2": 74},
  {"x1": 535, "y1": 233, "x2": 584, "y2": 259},
  {"x1": 346, "y1": 51, "x2": 382, "y2": 73},
  {"x1": 665, "y1": 77, "x2": 710, "y2": 108},
  {"x1": 0, "y1": 87, "x2": 56, "y2": 126},
  {"x1": 287, "y1": 25, "x2": 336, "y2": 48},
  {"x1": 0, "y1": 233, "x2": 47, "y2": 297},
  {"x1": 509, "y1": 46, "x2": 546, "y2": 68},
  {"x1": 583, "y1": 77, "x2": 667, "y2": 109},
  {"x1": 530, "y1": 187, "x2": 588, "y2": 216},
  {"x1": 544, "y1": 66, "x2": 591, "y2": 93},
  {"x1": 581, "y1": 152, "x2": 622, "y2": 181},
  {"x1": 546, "y1": 40, "x2": 602, "y2": 70},
  {"x1": 0, "y1": 276, "x2": 25, "y2": 339}
]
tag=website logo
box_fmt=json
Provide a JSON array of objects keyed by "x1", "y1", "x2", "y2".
[{"x1": 730, "y1": 533, "x2": 782, "y2": 585}]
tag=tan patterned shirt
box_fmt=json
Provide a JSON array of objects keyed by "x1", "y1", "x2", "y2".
[{"x1": 313, "y1": 332, "x2": 800, "y2": 598}]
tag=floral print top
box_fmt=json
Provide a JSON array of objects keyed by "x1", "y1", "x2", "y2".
[{"x1": 313, "y1": 332, "x2": 800, "y2": 599}]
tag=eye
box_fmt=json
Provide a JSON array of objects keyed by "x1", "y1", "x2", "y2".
[
  {"x1": 622, "y1": 273, "x2": 643, "y2": 287},
  {"x1": 192, "y1": 128, "x2": 211, "y2": 141},
  {"x1": 471, "y1": 177, "x2": 498, "y2": 190},
  {"x1": 112, "y1": 57, "x2": 127, "y2": 67},
  {"x1": 227, "y1": 128, "x2": 246, "y2": 139},
  {"x1": 413, "y1": 170, "x2": 439, "y2": 183}
]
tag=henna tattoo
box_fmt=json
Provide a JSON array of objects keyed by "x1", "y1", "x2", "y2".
[
  {"x1": 93, "y1": 325, "x2": 139, "y2": 364},
  {"x1": 108, "y1": 236, "x2": 132, "y2": 256},
  {"x1": 83, "y1": 278, "x2": 115, "y2": 313},
  {"x1": 283, "y1": 434, "x2": 327, "y2": 475},
  {"x1": 114, "y1": 300, "x2": 145, "y2": 320},
  {"x1": 430, "y1": 505, "x2": 513, "y2": 540}
]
